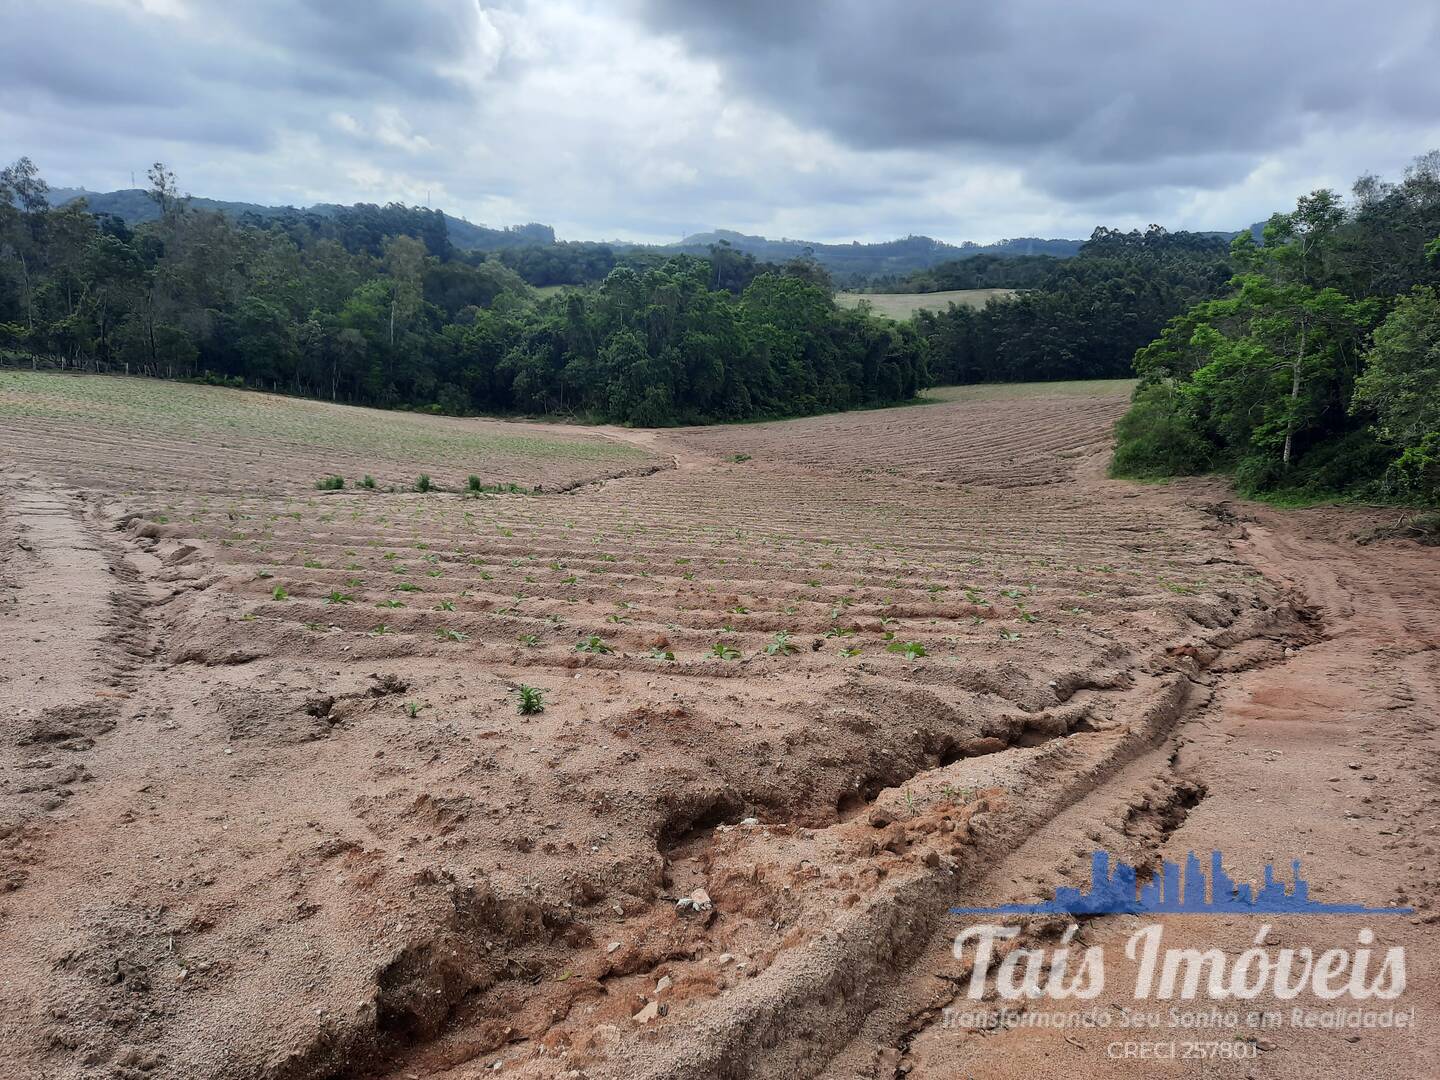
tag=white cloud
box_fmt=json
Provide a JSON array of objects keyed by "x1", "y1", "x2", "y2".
[{"x1": 3, "y1": 0, "x2": 1438, "y2": 243}]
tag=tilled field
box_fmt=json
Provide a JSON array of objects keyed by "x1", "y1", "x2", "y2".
[
  {"x1": 1, "y1": 375, "x2": 1434, "y2": 1080},
  {"x1": 671, "y1": 385, "x2": 1133, "y2": 488}
]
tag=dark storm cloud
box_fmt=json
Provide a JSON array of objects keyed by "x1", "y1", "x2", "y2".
[
  {"x1": 0, "y1": 0, "x2": 482, "y2": 140},
  {"x1": 4, "y1": 0, "x2": 1439, "y2": 241},
  {"x1": 222, "y1": 0, "x2": 486, "y2": 100},
  {"x1": 636, "y1": 0, "x2": 1440, "y2": 198}
]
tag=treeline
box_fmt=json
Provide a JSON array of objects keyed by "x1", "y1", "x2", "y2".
[
  {"x1": 1112, "y1": 152, "x2": 1440, "y2": 504},
  {"x1": 913, "y1": 226, "x2": 1236, "y2": 383},
  {"x1": 0, "y1": 160, "x2": 924, "y2": 425}
]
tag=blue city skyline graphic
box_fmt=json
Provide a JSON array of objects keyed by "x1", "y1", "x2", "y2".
[{"x1": 953, "y1": 851, "x2": 1411, "y2": 916}]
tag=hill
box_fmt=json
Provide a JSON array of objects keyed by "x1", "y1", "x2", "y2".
[
  {"x1": 48, "y1": 187, "x2": 1084, "y2": 276},
  {"x1": 50, "y1": 188, "x2": 554, "y2": 252},
  {"x1": 667, "y1": 228, "x2": 1084, "y2": 275}
]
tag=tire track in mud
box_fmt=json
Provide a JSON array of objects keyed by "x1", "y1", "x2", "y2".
[
  {"x1": 0, "y1": 473, "x2": 151, "y2": 883},
  {"x1": 0, "y1": 469, "x2": 160, "y2": 1072}
]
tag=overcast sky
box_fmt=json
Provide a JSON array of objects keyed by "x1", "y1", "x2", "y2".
[{"x1": 3, "y1": 0, "x2": 1439, "y2": 244}]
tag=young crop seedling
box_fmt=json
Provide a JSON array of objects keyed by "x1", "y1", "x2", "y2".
[
  {"x1": 999, "y1": 629, "x2": 1022, "y2": 642},
  {"x1": 515, "y1": 684, "x2": 545, "y2": 715},
  {"x1": 435, "y1": 628, "x2": 468, "y2": 643},
  {"x1": 517, "y1": 633, "x2": 542, "y2": 647},
  {"x1": 647, "y1": 647, "x2": 676, "y2": 661},
  {"x1": 886, "y1": 640, "x2": 927, "y2": 660},
  {"x1": 403, "y1": 700, "x2": 422, "y2": 718},
  {"x1": 270, "y1": 585, "x2": 289, "y2": 601},
  {"x1": 434, "y1": 599, "x2": 456, "y2": 611},
  {"x1": 839, "y1": 645, "x2": 862, "y2": 657},
  {"x1": 370, "y1": 624, "x2": 392, "y2": 635},
  {"x1": 764, "y1": 631, "x2": 799, "y2": 656},
  {"x1": 575, "y1": 635, "x2": 613, "y2": 654},
  {"x1": 708, "y1": 642, "x2": 741, "y2": 660},
  {"x1": 377, "y1": 599, "x2": 405, "y2": 609},
  {"x1": 323, "y1": 590, "x2": 355, "y2": 605}
]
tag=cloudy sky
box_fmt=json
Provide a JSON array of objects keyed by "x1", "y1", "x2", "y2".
[{"x1": 3, "y1": 0, "x2": 1439, "y2": 244}]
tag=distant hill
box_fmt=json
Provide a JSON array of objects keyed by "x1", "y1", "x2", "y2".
[
  {"x1": 46, "y1": 186, "x2": 1256, "y2": 284},
  {"x1": 666, "y1": 228, "x2": 1084, "y2": 275},
  {"x1": 50, "y1": 188, "x2": 555, "y2": 251}
]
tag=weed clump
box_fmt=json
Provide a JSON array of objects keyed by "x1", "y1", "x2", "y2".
[
  {"x1": 515, "y1": 684, "x2": 545, "y2": 715},
  {"x1": 415, "y1": 474, "x2": 433, "y2": 493},
  {"x1": 316, "y1": 475, "x2": 345, "y2": 491}
]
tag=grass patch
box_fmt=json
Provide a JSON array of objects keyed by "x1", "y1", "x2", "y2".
[{"x1": 835, "y1": 289, "x2": 1017, "y2": 320}]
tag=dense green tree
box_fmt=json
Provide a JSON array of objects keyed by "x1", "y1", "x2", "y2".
[{"x1": 1115, "y1": 153, "x2": 1440, "y2": 503}]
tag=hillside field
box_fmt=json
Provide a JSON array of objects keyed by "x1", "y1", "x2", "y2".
[
  {"x1": 0, "y1": 373, "x2": 1435, "y2": 1080},
  {"x1": 834, "y1": 287, "x2": 1017, "y2": 319}
]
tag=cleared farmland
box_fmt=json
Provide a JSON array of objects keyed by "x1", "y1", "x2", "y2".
[
  {"x1": 2, "y1": 372, "x2": 1434, "y2": 1080},
  {"x1": 0, "y1": 370, "x2": 653, "y2": 494},
  {"x1": 834, "y1": 288, "x2": 1017, "y2": 319}
]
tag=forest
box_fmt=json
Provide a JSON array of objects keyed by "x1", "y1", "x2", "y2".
[
  {"x1": 0, "y1": 161, "x2": 925, "y2": 425},
  {"x1": 911, "y1": 226, "x2": 1237, "y2": 384},
  {"x1": 1111, "y1": 153, "x2": 1440, "y2": 504}
]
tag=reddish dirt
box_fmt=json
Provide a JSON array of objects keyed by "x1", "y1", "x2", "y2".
[{"x1": 0, "y1": 383, "x2": 1435, "y2": 1080}]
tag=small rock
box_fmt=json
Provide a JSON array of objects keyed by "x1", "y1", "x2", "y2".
[
  {"x1": 716, "y1": 953, "x2": 734, "y2": 966},
  {"x1": 690, "y1": 887, "x2": 712, "y2": 911},
  {"x1": 634, "y1": 1000, "x2": 661, "y2": 1024},
  {"x1": 740, "y1": 817, "x2": 759, "y2": 827},
  {"x1": 880, "y1": 823, "x2": 908, "y2": 853},
  {"x1": 868, "y1": 808, "x2": 893, "y2": 829},
  {"x1": 655, "y1": 975, "x2": 673, "y2": 994},
  {"x1": 606, "y1": 941, "x2": 621, "y2": 954}
]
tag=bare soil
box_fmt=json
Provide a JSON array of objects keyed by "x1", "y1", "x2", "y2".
[{"x1": 0, "y1": 378, "x2": 1435, "y2": 1080}]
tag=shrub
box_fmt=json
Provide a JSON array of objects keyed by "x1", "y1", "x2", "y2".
[
  {"x1": 315, "y1": 475, "x2": 344, "y2": 490},
  {"x1": 1110, "y1": 383, "x2": 1212, "y2": 479},
  {"x1": 415, "y1": 474, "x2": 432, "y2": 493},
  {"x1": 360, "y1": 475, "x2": 376, "y2": 489},
  {"x1": 1386, "y1": 432, "x2": 1440, "y2": 505}
]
